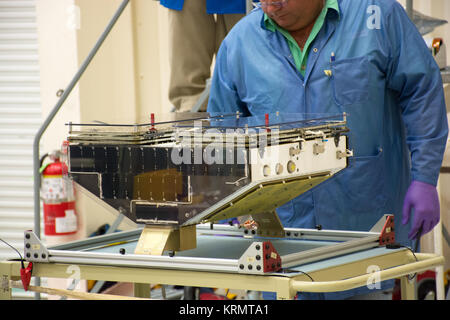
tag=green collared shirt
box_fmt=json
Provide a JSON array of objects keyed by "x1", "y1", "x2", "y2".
[{"x1": 264, "y1": 0, "x2": 340, "y2": 77}]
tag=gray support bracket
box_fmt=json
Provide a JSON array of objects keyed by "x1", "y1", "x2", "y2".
[{"x1": 24, "y1": 231, "x2": 50, "y2": 263}]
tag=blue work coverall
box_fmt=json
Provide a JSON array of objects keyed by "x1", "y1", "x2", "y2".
[
  {"x1": 160, "y1": 0, "x2": 248, "y2": 14},
  {"x1": 207, "y1": 0, "x2": 448, "y2": 299}
]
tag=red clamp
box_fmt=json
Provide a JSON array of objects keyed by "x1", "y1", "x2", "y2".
[
  {"x1": 262, "y1": 241, "x2": 282, "y2": 273},
  {"x1": 20, "y1": 261, "x2": 33, "y2": 291},
  {"x1": 379, "y1": 215, "x2": 395, "y2": 246},
  {"x1": 265, "y1": 113, "x2": 271, "y2": 133},
  {"x1": 150, "y1": 113, "x2": 156, "y2": 131}
]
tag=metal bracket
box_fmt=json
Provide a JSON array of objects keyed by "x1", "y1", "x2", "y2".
[
  {"x1": 289, "y1": 146, "x2": 301, "y2": 157},
  {"x1": 134, "y1": 225, "x2": 197, "y2": 255},
  {"x1": 336, "y1": 149, "x2": 353, "y2": 160},
  {"x1": 251, "y1": 211, "x2": 285, "y2": 238},
  {"x1": 313, "y1": 142, "x2": 325, "y2": 155},
  {"x1": 237, "y1": 241, "x2": 282, "y2": 274},
  {"x1": 24, "y1": 230, "x2": 50, "y2": 262},
  {"x1": 378, "y1": 215, "x2": 395, "y2": 245}
]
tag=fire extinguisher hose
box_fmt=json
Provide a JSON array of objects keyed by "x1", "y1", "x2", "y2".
[{"x1": 39, "y1": 153, "x2": 49, "y2": 174}]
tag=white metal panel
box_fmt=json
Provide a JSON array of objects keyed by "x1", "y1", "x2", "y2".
[{"x1": 0, "y1": 0, "x2": 41, "y2": 263}]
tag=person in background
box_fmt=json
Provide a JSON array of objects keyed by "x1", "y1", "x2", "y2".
[
  {"x1": 207, "y1": 0, "x2": 448, "y2": 299},
  {"x1": 159, "y1": 0, "x2": 248, "y2": 112}
]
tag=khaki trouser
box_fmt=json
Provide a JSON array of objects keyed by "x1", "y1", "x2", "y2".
[{"x1": 167, "y1": 0, "x2": 244, "y2": 112}]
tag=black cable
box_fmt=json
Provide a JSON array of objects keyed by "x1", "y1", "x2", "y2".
[
  {"x1": 298, "y1": 270, "x2": 315, "y2": 282},
  {"x1": 387, "y1": 243, "x2": 419, "y2": 280},
  {"x1": 413, "y1": 225, "x2": 423, "y2": 253},
  {"x1": 386, "y1": 225, "x2": 423, "y2": 281},
  {"x1": 39, "y1": 153, "x2": 49, "y2": 169},
  {"x1": 282, "y1": 268, "x2": 314, "y2": 282},
  {"x1": 0, "y1": 237, "x2": 24, "y2": 268},
  {"x1": 407, "y1": 225, "x2": 423, "y2": 280}
]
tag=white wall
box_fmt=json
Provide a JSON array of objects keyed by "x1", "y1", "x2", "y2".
[{"x1": 36, "y1": 0, "x2": 80, "y2": 154}]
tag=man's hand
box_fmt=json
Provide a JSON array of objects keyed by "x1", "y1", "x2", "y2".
[{"x1": 402, "y1": 180, "x2": 440, "y2": 240}]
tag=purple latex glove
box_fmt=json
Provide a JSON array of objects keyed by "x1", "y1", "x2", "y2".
[{"x1": 402, "y1": 180, "x2": 440, "y2": 240}]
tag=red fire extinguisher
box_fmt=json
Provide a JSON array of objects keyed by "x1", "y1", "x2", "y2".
[{"x1": 40, "y1": 147, "x2": 78, "y2": 236}]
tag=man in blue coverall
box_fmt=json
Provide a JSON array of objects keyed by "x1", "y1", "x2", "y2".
[
  {"x1": 207, "y1": 0, "x2": 448, "y2": 299},
  {"x1": 159, "y1": 0, "x2": 247, "y2": 112}
]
